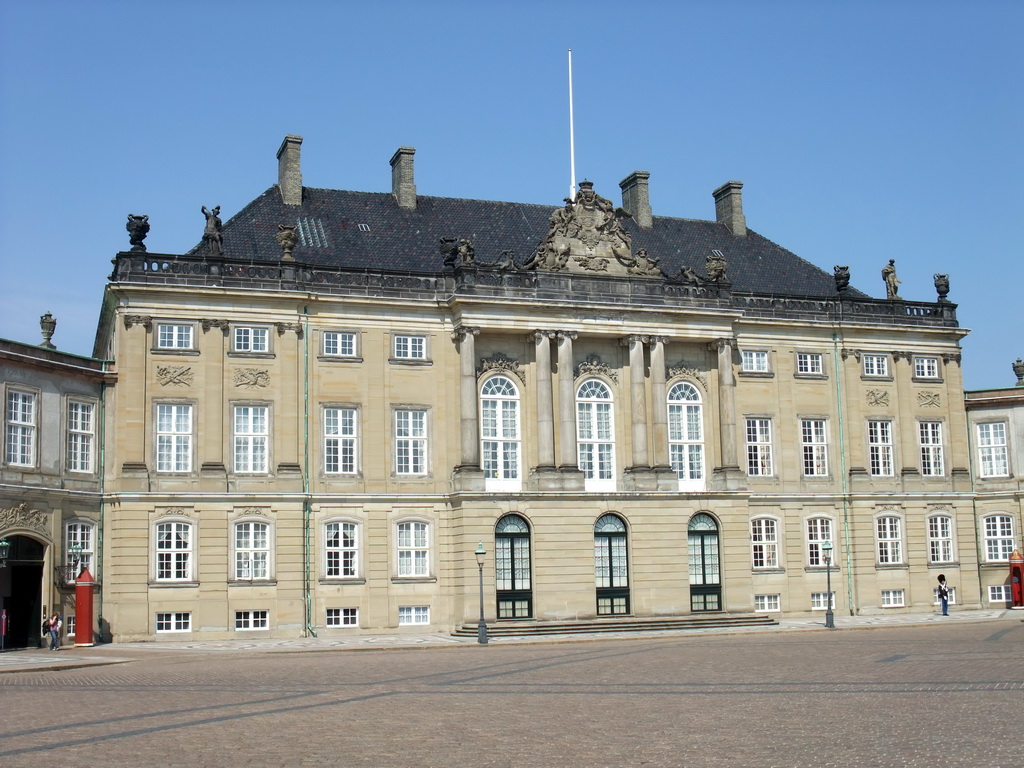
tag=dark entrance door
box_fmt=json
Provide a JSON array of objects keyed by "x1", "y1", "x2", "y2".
[
  {"x1": 495, "y1": 515, "x2": 532, "y2": 619},
  {"x1": 688, "y1": 513, "x2": 721, "y2": 612},
  {"x1": 1, "y1": 536, "x2": 45, "y2": 648}
]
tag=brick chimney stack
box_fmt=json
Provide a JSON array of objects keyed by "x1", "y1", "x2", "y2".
[
  {"x1": 713, "y1": 180, "x2": 746, "y2": 237},
  {"x1": 390, "y1": 147, "x2": 417, "y2": 210},
  {"x1": 277, "y1": 135, "x2": 303, "y2": 206},
  {"x1": 619, "y1": 171, "x2": 653, "y2": 228}
]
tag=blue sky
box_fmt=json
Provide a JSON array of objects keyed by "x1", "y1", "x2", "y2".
[{"x1": 1, "y1": 0, "x2": 1020, "y2": 390}]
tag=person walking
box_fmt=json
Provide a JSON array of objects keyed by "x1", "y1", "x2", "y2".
[
  {"x1": 937, "y1": 575, "x2": 950, "y2": 616},
  {"x1": 48, "y1": 613, "x2": 62, "y2": 650}
]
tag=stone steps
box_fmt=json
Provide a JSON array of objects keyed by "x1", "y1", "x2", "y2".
[{"x1": 452, "y1": 613, "x2": 777, "y2": 638}]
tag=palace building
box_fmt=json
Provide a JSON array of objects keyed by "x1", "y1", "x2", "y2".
[{"x1": 4, "y1": 135, "x2": 1019, "y2": 643}]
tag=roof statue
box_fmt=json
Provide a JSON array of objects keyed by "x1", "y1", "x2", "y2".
[
  {"x1": 882, "y1": 259, "x2": 900, "y2": 299},
  {"x1": 202, "y1": 205, "x2": 223, "y2": 258}
]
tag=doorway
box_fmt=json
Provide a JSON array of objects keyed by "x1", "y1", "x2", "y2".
[{"x1": 0, "y1": 535, "x2": 45, "y2": 648}]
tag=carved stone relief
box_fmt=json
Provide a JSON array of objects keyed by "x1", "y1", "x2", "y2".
[
  {"x1": 0, "y1": 503, "x2": 49, "y2": 534},
  {"x1": 156, "y1": 507, "x2": 192, "y2": 518},
  {"x1": 667, "y1": 363, "x2": 708, "y2": 389},
  {"x1": 917, "y1": 391, "x2": 941, "y2": 408},
  {"x1": 123, "y1": 314, "x2": 152, "y2": 331},
  {"x1": 234, "y1": 368, "x2": 270, "y2": 388},
  {"x1": 201, "y1": 319, "x2": 230, "y2": 333},
  {"x1": 865, "y1": 389, "x2": 890, "y2": 407},
  {"x1": 575, "y1": 354, "x2": 618, "y2": 383},
  {"x1": 478, "y1": 352, "x2": 525, "y2": 384},
  {"x1": 276, "y1": 322, "x2": 303, "y2": 338},
  {"x1": 157, "y1": 366, "x2": 194, "y2": 387}
]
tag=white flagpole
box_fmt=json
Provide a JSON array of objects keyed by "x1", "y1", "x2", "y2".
[{"x1": 568, "y1": 48, "x2": 576, "y2": 201}]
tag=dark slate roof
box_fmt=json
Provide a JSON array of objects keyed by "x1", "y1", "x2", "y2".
[{"x1": 189, "y1": 185, "x2": 866, "y2": 298}]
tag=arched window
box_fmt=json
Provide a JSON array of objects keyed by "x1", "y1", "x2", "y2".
[
  {"x1": 155, "y1": 520, "x2": 193, "y2": 582},
  {"x1": 688, "y1": 513, "x2": 721, "y2": 612},
  {"x1": 927, "y1": 515, "x2": 954, "y2": 563},
  {"x1": 594, "y1": 514, "x2": 629, "y2": 615},
  {"x1": 325, "y1": 521, "x2": 359, "y2": 578},
  {"x1": 234, "y1": 520, "x2": 271, "y2": 580},
  {"x1": 576, "y1": 379, "x2": 615, "y2": 491},
  {"x1": 667, "y1": 382, "x2": 704, "y2": 490},
  {"x1": 480, "y1": 375, "x2": 521, "y2": 490},
  {"x1": 495, "y1": 515, "x2": 532, "y2": 619},
  {"x1": 806, "y1": 517, "x2": 832, "y2": 566},
  {"x1": 876, "y1": 516, "x2": 903, "y2": 564}
]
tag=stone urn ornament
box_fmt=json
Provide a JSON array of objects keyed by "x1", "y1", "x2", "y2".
[
  {"x1": 933, "y1": 273, "x2": 950, "y2": 301},
  {"x1": 1013, "y1": 358, "x2": 1024, "y2": 386},
  {"x1": 126, "y1": 214, "x2": 150, "y2": 251}
]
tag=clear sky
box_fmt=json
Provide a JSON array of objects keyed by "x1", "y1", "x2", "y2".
[{"x1": 1, "y1": 0, "x2": 1020, "y2": 390}]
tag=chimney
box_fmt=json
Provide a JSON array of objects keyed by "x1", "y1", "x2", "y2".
[
  {"x1": 619, "y1": 171, "x2": 653, "y2": 228},
  {"x1": 277, "y1": 135, "x2": 303, "y2": 206},
  {"x1": 713, "y1": 180, "x2": 746, "y2": 237},
  {"x1": 390, "y1": 146, "x2": 417, "y2": 210}
]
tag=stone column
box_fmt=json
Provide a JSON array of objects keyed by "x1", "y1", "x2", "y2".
[
  {"x1": 120, "y1": 314, "x2": 152, "y2": 484},
  {"x1": 556, "y1": 330, "x2": 578, "y2": 470},
  {"x1": 649, "y1": 336, "x2": 671, "y2": 471},
  {"x1": 452, "y1": 326, "x2": 484, "y2": 491},
  {"x1": 532, "y1": 330, "x2": 556, "y2": 471},
  {"x1": 711, "y1": 337, "x2": 743, "y2": 488},
  {"x1": 623, "y1": 335, "x2": 649, "y2": 469}
]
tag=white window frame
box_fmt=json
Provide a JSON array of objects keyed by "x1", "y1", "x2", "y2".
[
  {"x1": 232, "y1": 325, "x2": 270, "y2": 353},
  {"x1": 393, "y1": 334, "x2": 427, "y2": 361},
  {"x1": 480, "y1": 375, "x2": 522, "y2": 491},
  {"x1": 156, "y1": 323, "x2": 194, "y2": 350},
  {"x1": 233, "y1": 520, "x2": 271, "y2": 580},
  {"x1": 324, "y1": 407, "x2": 358, "y2": 475},
  {"x1": 394, "y1": 408, "x2": 427, "y2": 475},
  {"x1": 868, "y1": 420, "x2": 894, "y2": 476},
  {"x1": 155, "y1": 520, "x2": 193, "y2": 582},
  {"x1": 668, "y1": 382, "x2": 705, "y2": 491},
  {"x1": 876, "y1": 516, "x2": 903, "y2": 564},
  {"x1": 576, "y1": 379, "x2": 616, "y2": 491},
  {"x1": 913, "y1": 356, "x2": 940, "y2": 379},
  {"x1": 323, "y1": 331, "x2": 357, "y2": 358},
  {"x1": 234, "y1": 610, "x2": 269, "y2": 630},
  {"x1": 745, "y1": 418, "x2": 773, "y2": 476},
  {"x1": 65, "y1": 521, "x2": 96, "y2": 580},
  {"x1": 155, "y1": 612, "x2": 192, "y2": 633},
  {"x1": 398, "y1": 606, "x2": 430, "y2": 625},
  {"x1": 976, "y1": 423, "x2": 1009, "y2": 478},
  {"x1": 326, "y1": 608, "x2": 359, "y2": 627},
  {"x1": 751, "y1": 518, "x2": 779, "y2": 569},
  {"x1": 919, "y1": 421, "x2": 944, "y2": 476},
  {"x1": 741, "y1": 350, "x2": 770, "y2": 373},
  {"x1": 796, "y1": 352, "x2": 824, "y2": 376},
  {"x1": 396, "y1": 521, "x2": 430, "y2": 577},
  {"x1": 988, "y1": 585, "x2": 1012, "y2": 603},
  {"x1": 5, "y1": 389, "x2": 36, "y2": 467},
  {"x1": 800, "y1": 419, "x2": 828, "y2": 477},
  {"x1": 811, "y1": 592, "x2": 836, "y2": 610},
  {"x1": 983, "y1": 515, "x2": 1014, "y2": 562},
  {"x1": 862, "y1": 354, "x2": 889, "y2": 377},
  {"x1": 754, "y1": 594, "x2": 781, "y2": 612},
  {"x1": 66, "y1": 399, "x2": 95, "y2": 473},
  {"x1": 233, "y1": 404, "x2": 269, "y2": 473},
  {"x1": 806, "y1": 517, "x2": 833, "y2": 567},
  {"x1": 325, "y1": 520, "x2": 359, "y2": 578},
  {"x1": 156, "y1": 403, "x2": 193, "y2": 473},
  {"x1": 932, "y1": 586, "x2": 957, "y2": 606},
  {"x1": 65, "y1": 615, "x2": 76, "y2": 638},
  {"x1": 927, "y1": 515, "x2": 954, "y2": 564},
  {"x1": 881, "y1": 589, "x2": 905, "y2": 607}
]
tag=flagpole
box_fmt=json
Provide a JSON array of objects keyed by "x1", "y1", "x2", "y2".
[{"x1": 568, "y1": 48, "x2": 576, "y2": 201}]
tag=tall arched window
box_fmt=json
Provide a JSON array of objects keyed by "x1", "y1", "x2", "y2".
[
  {"x1": 667, "y1": 382, "x2": 704, "y2": 491},
  {"x1": 480, "y1": 375, "x2": 521, "y2": 491},
  {"x1": 576, "y1": 379, "x2": 615, "y2": 491},
  {"x1": 594, "y1": 514, "x2": 629, "y2": 615},
  {"x1": 688, "y1": 513, "x2": 721, "y2": 612},
  {"x1": 495, "y1": 515, "x2": 532, "y2": 619}
]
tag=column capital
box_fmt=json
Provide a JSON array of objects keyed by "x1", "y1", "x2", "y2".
[
  {"x1": 648, "y1": 335, "x2": 669, "y2": 346},
  {"x1": 200, "y1": 318, "x2": 229, "y2": 333},
  {"x1": 124, "y1": 314, "x2": 153, "y2": 331},
  {"x1": 620, "y1": 334, "x2": 649, "y2": 346},
  {"x1": 709, "y1": 337, "x2": 734, "y2": 352},
  {"x1": 556, "y1": 330, "x2": 578, "y2": 341},
  {"x1": 451, "y1": 325, "x2": 481, "y2": 342},
  {"x1": 529, "y1": 329, "x2": 555, "y2": 342}
]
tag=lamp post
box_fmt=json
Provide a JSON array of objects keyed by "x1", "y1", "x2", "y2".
[
  {"x1": 0, "y1": 538, "x2": 9, "y2": 568},
  {"x1": 475, "y1": 541, "x2": 488, "y2": 645},
  {"x1": 822, "y1": 539, "x2": 835, "y2": 629},
  {"x1": 68, "y1": 543, "x2": 83, "y2": 576}
]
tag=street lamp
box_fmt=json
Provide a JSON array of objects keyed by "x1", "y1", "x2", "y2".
[
  {"x1": 822, "y1": 539, "x2": 835, "y2": 629},
  {"x1": 475, "y1": 541, "x2": 488, "y2": 645},
  {"x1": 0, "y1": 538, "x2": 9, "y2": 568}
]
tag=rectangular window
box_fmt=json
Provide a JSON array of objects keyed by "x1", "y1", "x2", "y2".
[
  {"x1": 234, "y1": 521, "x2": 270, "y2": 580},
  {"x1": 234, "y1": 610, "x2": 269, "y2": 630},
  {"x1": 66, "y1": 400, "x2": 94, "y2": 472},
  {"x1": 919, "y1": 422, "x2": 944, "y2": 476},
  {"x1": 881, "y1": 589, "x2": 905, "y2": 607},
  {"x1": 876, "y1": 516, "x2": 903, "y2": 564},
  {"x1": 862, "y1": 355, "x2": 889, "y2": 377},
  {"x1": 984, "y1": 515, "x2": 1014, "y2": 561},
  {"x1": 806, "y1": 517, "x2": 833, "y2": 567},
  {"x1": 914, "y1": 357, "x2": 940, "y2": 379},
  {"x1": 988, "y1": 585, "x2": 1012, "y2": 603},
  {"x1": 811, "y1": 592, "x2": 836, "y2": 610},
  {"x1": 801, "y1": 419, "x2": 828, "y2": 476},
  {"x1": 394, "y1": 335, "x2": 426, "y2": 360},
  {"x1": 796, "y1": 353, "x2": 823, "y2": 376},
  {"x1": 157, "y1": 323, "x2": 193, "y2": 350},
  {"x1": 65, "y1": 615, "x2": 76, "y2": 638},
  {"x1": 745, "y1": 418, "x2": 773, "y2": 476},
  {"x1": 977, "y1": 423, "x2": 1009, "y2": 478},
  {"x1": 397, "y1": 521, "x2": 429, "y2": 577},
  {"x1": 65, "y1": 522, "x2": 95, "y2": 578},
  {"x1": 233, "y1": 326, "x2": 269, "y2": 353},
  {"x1": 394, "y1": 409, "x2": 427, "y2": 475},
  {"x1": 398, "y1": 606, "x2": 430, "y2": 625},
  {"x1": 323, "y1": 331, "x2": 356, "y2": 358},
  {"x1": 754, "y1": 594, "x2": 780, "y2": 612},
  {"x1": 868, "y1": 420, "x2": 894, "y2": 476},
  {"x1": 928, "y1": 516, "x2": 954, "y2": 563},
  {"x1": 751, "y1": 518, "x2": 779, "y2": 568},
  {"x1": 234, "y1": 405, "x2": 268, "y2": 473},
  {"x1": 5, "y1": 390, "x2": 36, "y2": 466},
  {"x1": 326, "y1": 522, "x2": 358, "y2": 578},
  {"x1": 932, "y1": 587, "x2": 957, "y2": 606},
  {"x1": 156, "y1": 521, "x2": 192, "y2": 581},
  {"x1": 741, "y1": 350, "x2": 769, "y2": 373},
  {"x1": 324, "y1": 407, "x2": 357, "y2": 474},
  {"x1": 326, "y1": 608, "x2": 359, "y2": 627},
  {"x1": 156, "y1": 404, "x2": 192, "y2": 472},
  {"x1": 155, "y1": 612, "x2": 192, "y2": 632}
]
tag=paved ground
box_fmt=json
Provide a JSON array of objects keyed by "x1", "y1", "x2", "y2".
[{"x1": 0, "y1": 610, "x2": 1021, "y2": 767}]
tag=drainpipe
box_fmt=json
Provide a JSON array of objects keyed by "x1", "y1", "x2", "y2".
[
  {"x1": 302, "y1": 306, "x2": 316, "y2": 637},
  {"x1": 833, "y1": 331, "x2": 855, "y2": 615},
  {"x1": 965, "y1": 411, "x2": 984, "y2": 606},
  {"x1": 97, "y1": 368, "x2": 107, "y2": 642}
]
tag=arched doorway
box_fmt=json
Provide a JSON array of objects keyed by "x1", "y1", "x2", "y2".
[
  {"x1": 688, "y1": 513, "x2": 721, "y2": 612},
  {"x1": 594, "y1": 514, "x2": 629, "y2": 615},
  {"x1": 495, "y1": 515, "x2": 532, "y2": 619},
  {"x1": 0, "y1": 535, "x2": 45, "y2": 648}
]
